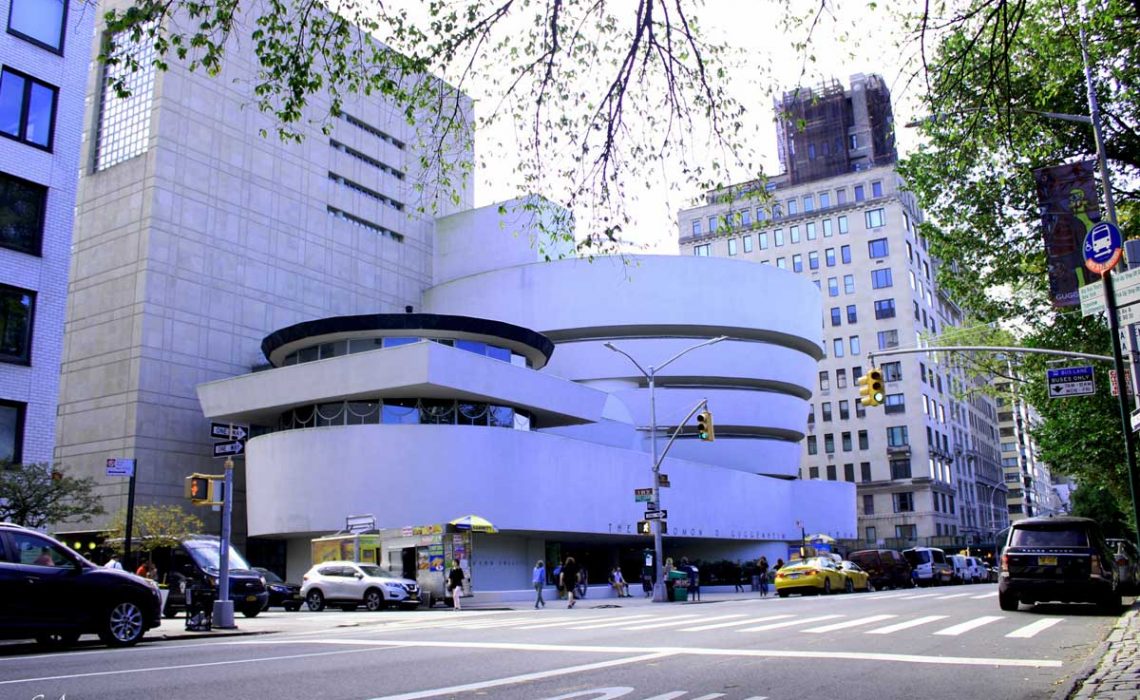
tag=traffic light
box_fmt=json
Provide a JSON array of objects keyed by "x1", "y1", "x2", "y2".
[
  {"x1": 857, "y1": 368, "x2": 885, "y2": 407},
  {"x1": 185, "y1": 474, "x2": 214, "y2": 505},
  {"x1": 696, "y1": 410, "x2": 715, "y2": 441}
]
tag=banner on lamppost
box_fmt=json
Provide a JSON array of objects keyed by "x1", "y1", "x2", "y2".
[{"x1": 1035, "y1": 159, "x2": 1101, "y2": 308}]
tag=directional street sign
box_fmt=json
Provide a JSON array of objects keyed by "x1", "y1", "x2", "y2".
[
  {"x1": 634, "y1": 487, "x2": 654, "y2": 503},
  {"x1": 1132, "y1": 408, "x2": 1140, "y2": 433},
  {"x1": 213, "y1": 440, "x2": 245, "y2": 458},
  {"x1": 1084, "y1": 221, "x2": 1124, "y2": 274},
  {"x1": 1080, "y1": 266, "x2": 1140, "y2": 317},
  {"x1": 1046, "y1": 366, "x2": 1095, "y2": 398},
  {"x1": 210, "y1": 423, "x2": 248, "y2": 441},
  {"x1": 106, "y1": 458, "x2": 136, "y2": 477},
  {"x1": 644, "y1": 509, "x2": 667, "y2": 520}
]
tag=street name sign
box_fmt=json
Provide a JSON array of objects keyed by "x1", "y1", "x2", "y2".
[
  {"x1": 1046, "y1": 366, "x2": 1095, "y2": 398},
  {"x1": 634, "y1": 487, "x2": 653, "y2": 502},
  {"x1": 213, "y1": 440, "x2": 245, "y2": 458},
  {"x1": 106, "y1": 458, "x2": 136, "y2": 477},
  {"x1": 210, "y1": 423, "x2": 248, "y2": 441},
  {"x1": 1080, "y1": 266, "x2": 1140, "y2": 317},
  {"x1": 644, "y1": 509, "x2": 667, "y2": 520}
]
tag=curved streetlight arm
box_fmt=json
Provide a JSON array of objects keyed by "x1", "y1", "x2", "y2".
[
  {"x1": 655, "y1": 336, "x2": 729, "y2": 374},
  {"x1": 603, "y1": 341, "x2": 650, "y2": 380},
  {"x1": 654, "y1": 399, "x2": 709, "y2": 472}
]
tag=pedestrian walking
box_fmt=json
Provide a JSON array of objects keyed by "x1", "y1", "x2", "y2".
[
  {"x1": 136, "y1": 558, "x2": 157, "y2": 580},
  {"x1": 532, "y1": 560, "x2": 546, "y2": 608},
  {"x1": 734, "y1": 562, "x2": 745, "y2": 593},
  {"x1": 104, "y1": 554, "x2": 124, "y2": 570},
  {"x1": 682, "y1": 557, "x2": 700, "y2": 602},
  {"x1": 553, "y1": 563, "x2": 565, "y2": 599},
  {"x1": 775, "y1": 558, "x2": 785, "y2": 571},
  {"x1": 664, "y1": 557, "x2": 676, "y2": 602},
  {"x1": 757, "y1": 556, "x2": 770, "y2": 597},
  {"x1": 560, "y1": 557, "x2": 580, "y2": 608},
  {"x1": 448, "y1": 559, "x2": 465, "y2": 611}
]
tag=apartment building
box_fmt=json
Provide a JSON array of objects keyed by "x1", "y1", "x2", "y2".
[
  {"x1": 678, "y1": 74, "x2": 1004, "y2": 547},
  {"x1": 996, "y1": 379, "x2": 1065, "y2": 522},
  {"x1": 0, "y1": 0, "x2": 93, "y2": 467}
]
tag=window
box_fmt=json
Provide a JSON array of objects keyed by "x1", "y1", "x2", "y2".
[
  {"x1": 820, "y1": 192, "x2": 830, "y2": 209},
  {"x1": 909, "y1": 270, "x2": 918, "y2": 290},
  {"x1": 923, "y1": 260, "x2": 931, "y2": 279},
  {"x1": 844, "y1": 463, "x2": 855, "y2": 481},
  {"x1": 894, "y1": 492, "x2": 915, "y2": 513},
  {"x1": 826, "y1": 248, "x2": 836, "y2": 267},
  {"x1": 866, "y1": 526, "x2": 877, "y2": 543},
  {"x1": 871, "y1": 269, "x2": 893, "y2": 289},
  {"x1": 759, "y1": 232, "x2": 769, "y2": 249},
  {"x1": 776, "y1": 257, "x2": 786, "y2": 269},
  {"x1": 913, "y1": 300, "x2": 921, "y2": 319},
  {"x1": 877, "y1": 329, "x2": 899, "y2": 350},
  {"x1": 841, "y1": 245, "x2": 852, "y2": 264},
  {"x1": 846, "y1": 305, "x2": 857, "y2": 323},
  {"x1": 693, "y1": 244, "x2": 710, "y2": 256},
  {"x1": 0, "y1": 171, "x2": 45, "y2": 256},
  {"x1": 691, "y1": 220, "x2": 701, "y2": 235},
  {"x1": 8, "y1": 0, "x2": 68, "y2": 52},
  {"x1": 807, "y1": 435, "x2": 818, "y2": 455},
  {"x1": 728, "y1": 239, "x2": 738, "y2": 256},
  {"x1": 787, "y1": 199, "x2": 798, "y2": 215},
  {"x1": 0, "y1": 284, "x2": 34, "y2": 364},
  {"x1": 0, "y1": 67, "x2": 57, "y2": 150},
  {"x1": 824, "y1": 434, "x2": 835, "y2": 453},
  {"x1": 882, "y1": 361, "x2": 903, "y2": 382},
  {"x1": 830, "y1": 307, "x2": 841, "y2": 326},
  {"x1": 774, "y1": 229, "x2": 785, "y2": 246},
  {"x1": 741, "y1": 209, "x2": 751, "y2": 227},
  {"x1": 828, "y1": 277, "x2": 839, "y2": 297},
  {"x1": 887, "y1": 425, "x2": 909, "y2": 447},
  {"x1": 0, "y1": 399, "x2": 24, "y2": 464},
  {"x1": 854, "y1": 184, "x2": 865, "y2": 201},
  {"x1": 884, "y1": 393, "x2": 906, "y2": 414},
  {"x1": 844, "y1": 274, "x2": 855, "y2": 294},
  {"x1": 757, "y1": 207, "x2": 766, "y2": 222},
  {"x1": 868, "y1": 238, "x2": 889, "y2": 258},
  {"x1": 865, "y1": 208, "x2": 885, "y2": 229},
  {"x1": 808, "y1": 251, "x2": 819, "y2": 270},
  {"x1": 836, "y1": 369, "x2": 848, "y2": 389},
  {"x1": 863, "y1": 494, "x2": 875, "y2": 514},
  {"x1": 833, "y1": 338, "x2": 845, "y2": 357},
  {"x1": 839, "y1": 401, "x2": 850, "y2": 420},
  {"x1": 837, "y1": 215, "x2": 848, "y2": 234},
  {"x1": 803, "y1": 195, "x2": 814, "y2": 212},
  {"x1": 743, "y1": 235, "x2": 753, "y2": 253},
  {"x1": 790, "y1": 226, "x2": 800, "y2": 243},
  {"x1": 708, "y1": 216, "x2": 717, "y2": 232},
  {"x1": 809, "y1": 466, "x2": 820, "y2": 479},
  {"x1": 874, "y1": 298, "x2": 896, "y2": 319},
  {"x1": 896, "y1": 524, "x2": 917, "y2": 539},
  {"x1": 821, "y1": 402, "x2": 833, "y2": 421},
  {"x1": 837, "y1": 189, "x2": 847, "y2": 205},
  {"x1": 822, "y1": 219, "x2": 833, "y2": 237},
  {"x1": 858, "y1": 430, "x2": 869, "y2": 450},
  {"x1": 871, "y1": 181, "x2": 883, "y2": 198},
  {"x1": 806, "y1": 222, "x2": 817, "y2": 240},
  {"x1": 96, "y1": 25, "x2": 158, "y2": 170},
  {"x1": 849, "y1": 336, "x2": 861, "y2": 355},
  {"x1": 772, "y1": 203, "x2": 782, "y2": 218},
  {"x1": 861, "y1": 462, "x2": 872, "y2": 482}
]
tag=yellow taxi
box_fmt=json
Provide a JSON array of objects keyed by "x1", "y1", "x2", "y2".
[
  {"x1": 838, "y1": 560, "x2": 873, "y2": 592},
  {"x1": 775, "y1": 557, "x2": 847, "y2": 597}
]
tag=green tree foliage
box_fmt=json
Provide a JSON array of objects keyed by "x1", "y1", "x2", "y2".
[
  {"x1": 1069, "y1": 481, "x2": 1133, "y2": 539},
  {"x1": 102, "y1": 505, "x2": 205, "y2": 554},
  {"x1": 0, "y1": 463, "x2": 105, "y2": 529}
]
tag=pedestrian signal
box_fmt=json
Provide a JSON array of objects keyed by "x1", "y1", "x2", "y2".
[
  {"x1": 696, "y1": 410, "x2": 715, "y2": 441},
  {"x1": 637, "y1": 520, "x2": 652, "y2": 535},
  {"x1": 185, "y1": 474, "x2": 214, "y2": 505},
  {"x1": 857, "y1": 369, "x2": 885, "y2": 407}
]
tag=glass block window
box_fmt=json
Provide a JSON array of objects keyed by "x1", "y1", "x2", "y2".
[{"x1": 95, "y1": 25, "x2": 158, "y2": 171}]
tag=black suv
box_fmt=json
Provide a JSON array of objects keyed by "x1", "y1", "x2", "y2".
[
  {"x1": 998, "y1": 516, "x2": 1120, "y2": 612},
  {"x1": 0, "y1": 523, "x2": 162, "y2": 648}
]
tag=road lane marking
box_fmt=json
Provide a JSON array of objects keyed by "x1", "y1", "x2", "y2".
[
  {"x1": 571, "y1": 616, "x2": 677, "y2": 630},
  {"x1": 683, "y1": 614, "x2": 793, "y2": 632},
  {"x1": 865, "y1": 615, "x2": 949, "y2": 635},
  {"x1": 230, "y1": 637, "x2": 1064, "y2": 668},
  {"x1": 935, "y1": 593, "x2": 974, "y2": 600},
  {"x1": 641, "y1": 693, "x2": 688, "y2": 700},
  {"x1": 736, "y1": 614, "x2": 843, "y2": 632},
  {"x1": 898, "y1": 592, "x2": 942, "y2": 599},
  {"x1": 934, "y1": 616, "x2": 1005, "y2": 636},
  {"x1": 1006, "y1": 618, "x2": 1063, "y2": 638},
  {"x1": 366, "y1": 652, "x2": 675, "y2": 700},
  {"x1": 517, "y1": 614, "x2": 657, "y2": 630},
  {"x1": 801, "y1": 614, "x2": 897, "y2": 633},
  {"x1": 688, "y1": 695, "x2": 727, "y2": 700},
  {"x1": 620, "y1": 615, "x2": 705, "y2": 630},
  {"x1": 971, "y1": 592, "x2": 998, "y2": 599}
]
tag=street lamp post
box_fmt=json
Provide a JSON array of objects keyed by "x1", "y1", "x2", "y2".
[{"x1": 605, "y1": 336, "x2": 727, "y2": 602}]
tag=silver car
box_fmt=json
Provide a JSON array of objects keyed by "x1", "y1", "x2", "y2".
[{"x1": 300, "y1": 561, "x2": 421, "y2": 611}]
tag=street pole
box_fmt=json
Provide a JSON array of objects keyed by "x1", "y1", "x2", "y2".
[
  {"x1": 1079, "y1": 20, "x2": 1140, "y2": 552},
  {"x1": 123, "y1": 462, "x2": 137, "y2": 569},
  {"x1": 212, "y1": 454, "x2": 236, "y2": 628}
]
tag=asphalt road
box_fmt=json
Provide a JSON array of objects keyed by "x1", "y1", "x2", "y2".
[{"x1": 0, "y1": 584, "x2": 1121, "y2": 700}]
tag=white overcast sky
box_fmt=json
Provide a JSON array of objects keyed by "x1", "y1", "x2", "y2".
[{"x1": 468, "y1": 1, "x2": 928, "y2": 253}]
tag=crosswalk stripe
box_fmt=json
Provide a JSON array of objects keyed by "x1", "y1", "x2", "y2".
[
  {"x1": 689, "y1": 695, "x2": 727, "y2": 700},
  {"x1": 935, "y1": 593, "x2": 974, "y2": 600},
  {"x1": 1006, "y1": 618, "x2": 1063, "y2": 639},
  {"x1": 971, "y1": 592, "x2": 998, "y2": 599},
  {"x1": 934, "y1": 616, "x2": 1004, "y2": 636},
  {"x1": 514, "y1": 614, "x2": 657, "y2": 630},
  {"x1": 620, "y1": 615, "x2": 704, "y2": 630},
  {"x1": 683, "y1": 614, "x2": 793, "y2": 632},
  {"x1": 865, "y1": 615, "x2": 949, "y2": 635},
  {"x1": 622, "y1": 614, "x2": 742, "y2": 631},
  {"x1": 736, "y1": 614, "x2": 843, "y2": 633},
  {"x1": 640, "y1": 693, "x2": 687, "y2": 700},
  {"x1": 570, "y1": 616, "x2": 675, "y2": 630},
  {"x1": 899, "y1": 592, "x2": 942, "y2": 599},
  {"x1": 802, "y1": 614, "x2": 897, "y2": 634}
]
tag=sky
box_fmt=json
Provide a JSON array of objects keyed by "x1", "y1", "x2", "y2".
[{"x1": 466, "y1": 1, "x2": 929, "y2": 254}]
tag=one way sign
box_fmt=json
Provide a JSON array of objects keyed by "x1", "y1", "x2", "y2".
[
  {"x1": 213, "y1": 440, "x2": 245, "y2": 458},
  {"x1": 210, "y1": 423, "x2": 248, "y2": 441}
]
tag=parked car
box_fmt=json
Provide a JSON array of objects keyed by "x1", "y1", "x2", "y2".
[
  {"x1": 301, "y1": 560, "x2": 421, "y2": 611},
  {"x1": 0, "y1": 522, "x2": 162, "y2": 648},
  {"x1": 848, "y1": 549, "x2": 913, "y2": 589},
  {"x1": 948, "y1": 554, "x2": 971, "y2": 584},
  {"x1": 253, "y1": 566, "x2": 303, "y2": 611},
  {"x1": 902, "y1": 547, "x2": 953, "y2": 586},
  {"x1": 998, "y1": 515, "x2": 1120, "y2": 612},
  {"x1": 964, "y1": 556, "x2": 988, "y2": 584},
  {"x1": 137, "y1": 535, "x2": 268, "y2": 618},
  {"x1": 838, "y1": 561, "x2": 873, "y2": 592},
  {"x1": 774, "y1": 557, "x2": 846, "y2": 597},
  {"x1": 1106, "y1": 538, "x2": 1140, "y2": 596}
]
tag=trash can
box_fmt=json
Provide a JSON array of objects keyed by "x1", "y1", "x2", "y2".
[
  {"x1": 667, "y1": 570, "x2": 689, "y2": 602},
  {"x1": 185, "y1": 583, "x2": 215, "y2": 631}
]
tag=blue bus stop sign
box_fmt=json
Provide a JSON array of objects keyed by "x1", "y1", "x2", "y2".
[{"x1": 1084, "y1": 221, "x2": 1123, "y2": 274}]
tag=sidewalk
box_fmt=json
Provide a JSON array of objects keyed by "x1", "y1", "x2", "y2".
[{"x1": 1066, "y1": 604, "x2": 1140, "y2": 699}]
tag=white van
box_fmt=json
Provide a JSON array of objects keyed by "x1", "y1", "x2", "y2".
[
  {"x1": 964, "y1": 556, "x2": 987, "y2": 583},
  {"x1": 948, "y1": 554, "x2": 970, "y2": 584},
  {"x1": 902, "y1": 547, "x2": 953, "y2": 586}
]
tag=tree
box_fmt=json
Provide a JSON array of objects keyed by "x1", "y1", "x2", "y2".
[
  {"x1": 0, "y1": 463, "x2": 105, "y2": 529},
  {"x1": 102, "y1": 504, "x2": 204, "y2": 555},
  {"x1": 99, "y1": 0, "x2": 764, "y2": 255},
  {"x1": 1069, "y1": 481, "x2": 1133, "y2": 539}
]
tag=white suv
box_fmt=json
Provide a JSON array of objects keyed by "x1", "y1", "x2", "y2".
[{"x1": 300, "y1": 561, "x2": 421, "y2": 611}]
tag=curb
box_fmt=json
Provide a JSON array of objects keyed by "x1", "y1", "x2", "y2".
[{"x1": 1053, "y1": 604, "x2": 1137, "y2": 700}]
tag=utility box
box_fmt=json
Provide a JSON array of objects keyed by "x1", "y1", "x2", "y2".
[{"x1": 311, "y1": 533, "x2": 381, "y2": 564}]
